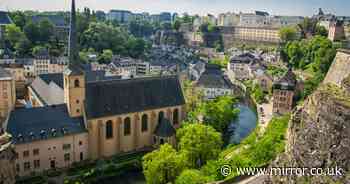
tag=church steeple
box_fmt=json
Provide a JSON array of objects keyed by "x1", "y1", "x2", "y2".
[
  {"x1": 68, "y1": 0, "x2": 78, "y2": 66},
  {"x1": 65, "y1": 0, "x2": 83, "y2": 75}
]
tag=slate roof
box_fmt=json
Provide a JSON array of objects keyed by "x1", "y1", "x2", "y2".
[
  {"x1": 154, "y1": 118, "x2": 176, "y2": 137},
  {"x1": 85, "y1": 76, "x2": 185, "y2": 119},
  {"x1": 30, "y1": 71, "x2": 109, "y2": 105},
  {"x1": 230, "y1": 53, "x2": 259, "y2": 64},
  {"x1": 6, "y1": 104, "x2": 86, "y2": 144},
  {"x1": 273, "y1": 69, "x2": 297, "y2": 90},
  {"x1": 196, "y1": 64, "x2": 233, "y2": 89},
  {"x1": 0, "y1": 11, "x2": 13, "y2": 25},
  {"x1": 40, "y1": 73, "x2": 64, "y2": 88}
]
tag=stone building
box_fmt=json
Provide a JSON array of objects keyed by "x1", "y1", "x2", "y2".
[
  {"x1": 196, "y1": 64, "x2": 234, "y2": 100},
  {"x1": 0, "y1": 132, "x2": 16, "y2": 184},
  {"x1": 227, "y1": 53, "x2": 261, "y2": 81},
  {"x1": 272, "y1": 69, "x2": 297, "y2": 115},
  {"x1": 220, "y1": 26, "x2": 281, "y2": 46},
  {"x1": 5, "y1": 0, "x2": 186, "y2": 177},
  {"x1": 6, "y1": 105, "x2": 88, "y2": 176},
  {"x1": 328, "y1": 20, "x2": 345, "y2": 42},
  {"x1": 255, "y1": 72, "x2": 273, "y2": 93},
  {"x1": 0, "y1": 67, "x2": 16, "y2": 127}
]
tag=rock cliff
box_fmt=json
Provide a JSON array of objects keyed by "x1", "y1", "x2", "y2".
[{"x1": 269, "y1": 50, "x2": 350, "y2": 184}]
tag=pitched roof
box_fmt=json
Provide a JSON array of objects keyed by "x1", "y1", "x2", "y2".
[
  {"x1": 196, "y1": 64, "x2": 233, "y2": 89},
  {"x1": 273, "y1": 69, "x2": 297, "y2": 90},
  {"x1": 6, "y1": 104, "x2": 86, "y2": 144},
  {"x1": 0, "y1": 11, "x2": 13, "y2": 25},
  {"x1": 230, "y1": 53, "x2": 258, "y2": 64},
  {"x1": 85, "y1": 76, "x2": 185, "y2": 119},
  {"x1": 154, "y1": 118, "x2": 176, "y2": 137},
  {"x1": 30, "y1": 71, "x2": 108, "y2": 105}
]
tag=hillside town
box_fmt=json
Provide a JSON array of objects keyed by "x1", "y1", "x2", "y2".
[{"x1": 0, "y1": 0, "x2": 350, "y2": 184}]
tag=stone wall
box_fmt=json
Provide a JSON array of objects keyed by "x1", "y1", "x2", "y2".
[
  {"x1": 268, "y1": 49, "x2": 350, "y2": 183},
  {"x1": 324, "y1": 49, "x2": 350, "y2": 87}
]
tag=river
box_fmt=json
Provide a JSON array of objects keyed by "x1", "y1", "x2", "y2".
[{"x1": 228, "y1": 104, "x2": 258, "y2": 144}]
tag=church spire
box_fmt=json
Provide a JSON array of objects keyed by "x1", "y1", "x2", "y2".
[{"x1": 68, "y1": 0, "x2": 78, "y2": 66}]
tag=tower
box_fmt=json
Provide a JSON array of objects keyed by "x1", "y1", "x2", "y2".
[{"x1": 64, "y1": 0, "x2": 85, "y2": 117}]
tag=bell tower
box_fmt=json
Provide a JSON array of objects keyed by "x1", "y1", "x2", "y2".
[{"x1": 64, "y1": 0, "x2": 85, "y2": 117}]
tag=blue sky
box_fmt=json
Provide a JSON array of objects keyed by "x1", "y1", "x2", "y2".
[{"x1": 1, "y1": 0, "x2": 349, "y2": 16}]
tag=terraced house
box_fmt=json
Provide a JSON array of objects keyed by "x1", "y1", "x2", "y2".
[{"x1": 4, "y1": 0, "x2": 186, "y2": 177}]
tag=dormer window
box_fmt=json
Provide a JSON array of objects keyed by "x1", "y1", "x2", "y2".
[{"x1": 74, "y1": 79, "x2": 80, "y2": 87}]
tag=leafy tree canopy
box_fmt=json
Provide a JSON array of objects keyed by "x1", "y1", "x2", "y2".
[{"x1": 177, "y1": 123, "x2": 223, "y2": 168}]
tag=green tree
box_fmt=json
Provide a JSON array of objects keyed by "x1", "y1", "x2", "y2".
[
  {"x1": 196, "y1": 96, "x2": 240, "y2": 133},
  {"x1": 32, "y1": 45, "x2": 46, "y2": 56},
  {"x1": 126, "y1": 37, "x2": 147, "y2": 58},
  {"x1": 14, "y1": 36, "x2": 31, "y2": 56},
  {"x1": 177, "y1": 124, "x2": 223, "y2": 168},
  {"x1": 175, "y1": 169, "x2": 211, "y2": 184},
  {"x1": 9, "y1": 11, "x2": 27, "y2": 30},
  {"x1": 5, "y1": 24, "x2": 31, "y2": 56},
  {"x1": 142, "y1": 144, "x2": 186, "y2": 184},
  {"x1": 81, "y1": 22, "x2": 129, "y2": 54},
  {"x1": 5, "y1": 24, "x2": 25, "y2": 46},
  {"x1": 38, "y1": 19, "x2": 54, "y2": 43},
  {"x1": 98, "y1": 49, "x2": 113, "y2": 64},
  {"x1": 173, "y1": 19, "x2": 182, "y2": 31},
  {"x1": 279, "y1": 26, "x2": 298, "y2": 43},
  {"x1": 315, "y1": 25, "x2": 328, "y2": 37},
  {"x1": 24, "y1": 22, "x2": 40, "y2": 43},
  {"x1": 252, "y1": 84, "x2": 265, "y2": 104}
]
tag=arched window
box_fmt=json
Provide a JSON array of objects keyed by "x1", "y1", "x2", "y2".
[
  {"x1": 124, "y1": 117, "x2": 131, "y2": 136},
  {"x1": 74, "y1": 79, "x2": 80, "y2": 87},
  {"x1": 141, "y1": 114, "x2": 148, "y2": 132},
  {"x1": 158, "y1": 111, "x2": 164, "y2": 124},
  {"x1": 173, "y1": 109, "x2": 179, "y2": 125},
  {"x1": 106, "y1": 120, "x2": 113, "y2": 139}
]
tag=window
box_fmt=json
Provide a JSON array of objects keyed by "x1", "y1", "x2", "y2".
[
  {"x1": 158, "y1": 111, "x2": 164, "y2": 124},
  {"x1": 74, "y1": 79, "x2": 80, "y2": 87},
  {"x1": 16, "y1": 164, "x2": 20, "y2": 172},
  {"x1": 79, "y1": 141, "x2": 83, "y2": 146},
  {"x1": 173, "y1": 109, "x2": 179, "y2": 125},
  {"x1": 124, "y1": 117, "x2": 131, "y2": 136},
  {"x1": 64, "y1": 153, "x2": 70, "y2": 162},
  {"x1": 141, "y1": 114, "x2": 148, "y2": 132},
  {"x1": 76, "y1": 100, "x2": 80, "y2": 104},
  {"x1": 24, "y1": 162, "x2": 30, "y2": 171},
  {"x1": 63, "y1": 144, "x2": 71, "y2": 150},
  {"x1": 50, "y1": 160, "x2": 55, "y2": 169},
  {"x1": 23, "y1": 150, "x2": 29, "y2": 158},
  {"x1": 76, "y1": 109, "x2": 80, "y2": 113},
  {"x1": 106, "y1": 120, "x2": 113, "y2": 139},
  {"x1": 33, "y1": 149, "x2": 39, "y2": 156},
  {"x1": 80, "y1": 152, "x2": 84, "y2": 161},
  {"x1": 34, "y1": 160, "x2": 40, "y2": 169}
]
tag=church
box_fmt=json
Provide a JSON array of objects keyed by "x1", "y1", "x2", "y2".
[{"x1": 5, "y1": 0, "x2": 185, "y2": 176}]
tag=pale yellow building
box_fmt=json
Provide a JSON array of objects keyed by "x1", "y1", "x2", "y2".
[
  {"x1": 220, "y1": 26, "x2": 282, "y2": 48},
  {"x1": 0, "y1": 67, "x2": 16, "y2": 126},
  {"x1": 6, "y1": 104, "x2": 89, "y2": 177},
  {"x1": 5, "y1": 0, "x2": 186, "y2": 179}
]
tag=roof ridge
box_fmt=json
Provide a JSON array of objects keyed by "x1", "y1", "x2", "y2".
[{"x1": 86, "y1": 75, "x2": 178, "y2": 85}]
